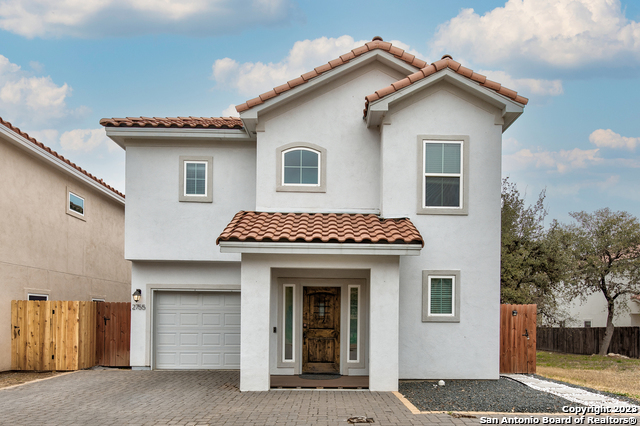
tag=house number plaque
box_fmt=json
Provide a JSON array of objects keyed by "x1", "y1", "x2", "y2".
[{"x1": 132, "y1": 304, "x2": 146, "y2": 310}]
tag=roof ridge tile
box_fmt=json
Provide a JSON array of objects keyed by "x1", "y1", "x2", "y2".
[{"x1": 1, "y1": 116, "x2": 125, "y2": 199}]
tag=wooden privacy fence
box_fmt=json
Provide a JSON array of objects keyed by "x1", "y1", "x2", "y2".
[
  {"x1": 500, "y1": 304, "x2": 537, "y2": 374},
  {"x1": 11, "y1": 300, "x2": 131, "y2": 371},
  {"x1": 537, "y1": 326, "x2": 640, "y2": 358}
]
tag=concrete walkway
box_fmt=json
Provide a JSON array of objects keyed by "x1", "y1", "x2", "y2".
[{"x1": 503, "y1": 374, "x2": 640, "y2": 409}]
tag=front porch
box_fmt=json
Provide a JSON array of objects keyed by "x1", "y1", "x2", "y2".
[{"x1": 270, "y1": 374, "x2": 369, "y2": 389}]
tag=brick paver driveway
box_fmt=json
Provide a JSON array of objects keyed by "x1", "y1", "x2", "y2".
[{"x1": 0, "y1": 370, "x2": 475, "y2": 426}]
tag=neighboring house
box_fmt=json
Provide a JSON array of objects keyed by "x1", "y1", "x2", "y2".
[
  {"x1": 566, "y1": 293, "x2": 640, "y2": 328},
  {"x1": 0, "y1": 118, "x2": 131, "y2": 372},
  {"x1": 101, "y1": 37, "x2": 527, "y2": 391}
]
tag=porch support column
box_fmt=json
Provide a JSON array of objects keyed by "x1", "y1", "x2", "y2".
[
  {"x1": 240, "y1": 254, "x2": 271, "y2": 391},
  {"x1": 369, "y1": 257, "x2": 400, "y2": 391}
]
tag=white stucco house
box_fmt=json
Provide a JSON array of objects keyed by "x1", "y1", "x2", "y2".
[
  {"x1": 101, "y1": 37, "x2": 528, "y2": 391},
  {"x1": 566, "y1": 293, "x2": 640, "y2": 328}
]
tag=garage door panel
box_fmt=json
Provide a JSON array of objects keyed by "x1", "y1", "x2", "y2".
[
  {"x1": 155, "y1": 291, "x2": 240, "y2": 370},
  {"x1": 157, "y1": 294, "x2": 179, "y2": 306},
  {"x1": 180, "y1": 294, "x2": 199, "y2": 305},
  {"x1": 224, "y1": 313, "x2": 241, "y2": 326},
  {"x1": 202, "y1": 353, "x2": 221, "y2": 366},
  {"x1": 179, "y1": 352, "x2": 199, "y2": 366},
  {"x1": 179, "y1": 313, "x2": 199, "y2": 326},
  {"x1": 202, "y1": 293, "x2": 223, "y2": 306},
  {"x1": 180, "y1": 333, "x2": 199, "y2": 346},
  {"x1": 224, "y1": 353, "x2": 240, "y2": 367},
  {"x1": 224, "y1": 333, "x2": 241, "y2": 345},
  {"x1": 203, "y1": 333, "x2": 220, "y2": 345},
  {"x1": 156, "y1": 333, "x2": 176, "y2": 346},
  {"x1": 157, "y1": 313, "x2": 177, "y2": 326},
  {"x1": 202, "y1": 313, "x2": 220, "y2": 326},
  {"x1": 156, "y1": 352, "x2": 177, "y2": 367}
]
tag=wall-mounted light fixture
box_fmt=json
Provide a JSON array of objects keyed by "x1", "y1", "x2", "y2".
[{"x1": 132, "y1": 289, "x2": 142, "y2": 303}]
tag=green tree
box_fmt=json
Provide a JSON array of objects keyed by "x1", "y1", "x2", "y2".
[
  {"x1": 558, "y1": 208, "x2": 640, "y2": 355},
  {"x1": 500, "y1": 178, "x2": 568, "y2": 324}
]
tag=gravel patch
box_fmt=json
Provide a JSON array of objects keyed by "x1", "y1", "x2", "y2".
[{"x1": 399, "y1": 377, "x2": 581, "y2": 413}]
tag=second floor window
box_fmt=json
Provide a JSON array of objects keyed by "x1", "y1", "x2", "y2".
[
  {"x1": 423, "y1": 140, "x2": 462, "y2": 208},
  {"x1": 283, "y1": 148, "x2": 320, "y2": 186},
  {"x1": 185, "y1": 161, "x2": 207, "y2": 196}
]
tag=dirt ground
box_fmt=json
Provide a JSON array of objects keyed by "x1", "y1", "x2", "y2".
[
  {"x1": 537, "y1": 351, "x2": 640, "y2": 402},
  {"x1": 0, "y1": 371, "x2": 64, "y2": 389}
]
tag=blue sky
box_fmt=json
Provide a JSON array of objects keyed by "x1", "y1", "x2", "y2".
[{"x1": 1, "y1": 0, "x2": 639, "y2": 225}]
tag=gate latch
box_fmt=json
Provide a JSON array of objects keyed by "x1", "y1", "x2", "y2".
[{"x1": 522, "y1": 329, "x2": 529, "y2": 340}]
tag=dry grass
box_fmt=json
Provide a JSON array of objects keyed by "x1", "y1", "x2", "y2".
[
  {"x1": 0, "y1": 371, "x2": 63, "y2": 389},
  {"x1": 536, "y1": 351, "x2": 640, "y2": 402}
]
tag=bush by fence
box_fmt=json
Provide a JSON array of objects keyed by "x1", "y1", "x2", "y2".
[{"x1": 537, "y1": 326, "x2": 640, "y2": 358}]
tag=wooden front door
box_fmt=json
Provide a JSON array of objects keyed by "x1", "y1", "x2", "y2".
[{"x1": 303, "y1": 287, "x2": 340, "y2": 373}]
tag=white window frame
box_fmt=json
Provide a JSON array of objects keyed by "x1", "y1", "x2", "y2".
[
  {"x1": 281, "y1": 147, "x2": 321, "y2": 187},
  {"x1": 422, "y1": 270, "x2": 460, "y2": 323},
  {"x1": 66, "y1": 189, "x2": 86, "y2": 221},
  {"x1": 416, "y1": 135, "x2": 469, "y2": 216},
  {"x1": 347, "y1": 284, "x2": 360, "y2": 363},
  {"x1": 282, "y1": 284, "x2": 295, "y2": 363},
  {"x1": 276, "y1": 142, "x2": 327, "y2": 193},
  {"x1": 184, "y1": 161, "x2": 208, "y2": 197},
  {"x1": 28, "y1": 293, "x2": 49, "y2": 301},
  {"x1": 178, "y1": 156, "x2": 213, "y2": 203},
  {"x1": 422, "y1": 140, "x2": 463, "y2": 209}
]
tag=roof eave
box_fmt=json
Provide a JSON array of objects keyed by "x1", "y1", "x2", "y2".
[
  {"x1": 366, "y1": 69, "x2": 525, "y2": 133},
  {"x1": 105, "y1": 126, "x2": 254, "y2": 149},
  {"x1": 239, "y1": 50, "x2": 419, "y2": 135},
  {"x1": 219, "y1": 241, "x2": 423, "y2": 256},
  {"x1": 0, "y1": 125, "x2": 125, "y2": 205}
]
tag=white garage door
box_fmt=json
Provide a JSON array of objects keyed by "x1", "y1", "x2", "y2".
[{"x1": 154, "y1": 291, "x2": 240, "y2": 369}]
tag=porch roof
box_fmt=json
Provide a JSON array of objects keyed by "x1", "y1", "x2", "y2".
[{"x1": 217, "y1": 211, "x2": 423, "y2": 247}]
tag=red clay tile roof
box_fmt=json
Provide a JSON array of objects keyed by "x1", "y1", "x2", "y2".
[
  {"x1": 0, "y1": 117, "x2": 125, "y2": 199},
  {"x1": 99, "y1": 116, "x2": 244, "y2": 129},
  {"x1": 217, "y1": 211, "x2": 424, "y2": 246},
  {"x1": 235, "y1": 38, "x2": 427, "y2": 113},
  {"x1": 363, "y1": 54, "x2": 528, "y2": 117},
  {"x1": 235, "y1": 38, "x2": 528, "y2": 115}
]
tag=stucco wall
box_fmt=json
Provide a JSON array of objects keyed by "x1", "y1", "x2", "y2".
[
  {"x1": 255, "y1": 62, "x2": 406, "y2": 213},
  {"x1": 124, "y1": 141, "x2": 256, "y2": 261},
  {"x1": 382, "y1": 83, "x2": 504, "y2": 379},
  {"x1": 0, "y1": 138, "x2": 131, "y2": 371}
]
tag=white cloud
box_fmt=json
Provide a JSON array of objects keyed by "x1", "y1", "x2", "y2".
[
  {"x1": 478, "y1": 69, "x2": 563, "y2": 97},
  {"x1": 222, "y1": 104, "x2": 240, "y2": 117},
  {"x1": 212, "y1": 35, "x2": 425, "y2": 97},
  {"x1": 589, "y1": 128, "x2": 639, "y2": 150},
  {"x1": 60, "y1": 128, "x2": 110, "y2": 152},
  {"x1": 0, "y1": 54, "x2": 79, "y2": 127},
  {"x1": 28, "y1": 129, "x2": 58, "y2": 146},
  {"x1": 504, "y1": 147, "x2": 603, "y2": 173},
  {"x1": 432, "y1": 0, "x2": 640, "y2": 69},
  {"x1": 0, "y1": 0, "x2": 298, "y2": 38}
]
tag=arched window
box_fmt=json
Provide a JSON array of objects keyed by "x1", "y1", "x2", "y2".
[
  {"x1": 276, "y1": 142, "x2": 326, "y2": 193},
  {"x1": 283, "y1": 148, "x2": 320, "y2": 185}
]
